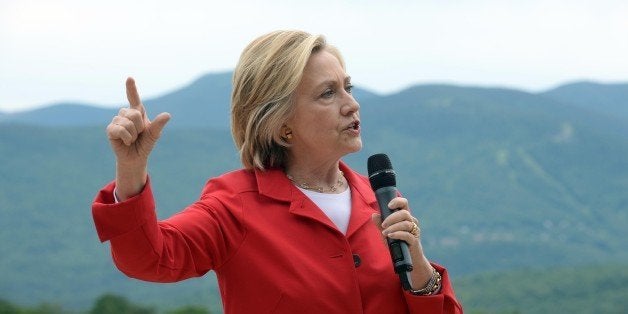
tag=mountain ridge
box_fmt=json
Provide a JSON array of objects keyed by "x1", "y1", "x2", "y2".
[
  {"x1": 1, "y1": 72, "x2": 628, "y2": 311},
  {"x1": 2, "y1": 72, "x2": 626, "y2": 129}
]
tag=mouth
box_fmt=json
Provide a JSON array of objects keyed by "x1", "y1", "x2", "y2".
[{"x1": 346, "y1": 120, "x2": 361, "y2": 131}]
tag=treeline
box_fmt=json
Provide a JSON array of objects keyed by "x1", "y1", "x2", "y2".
[
  {"x1": 4, "y1": 260, "x2": 628, "y2": 314},
  {"x1": 0, "y1": 294, "x2": 212, "y2": 314},
  {"x1": 455, "y1": 263, "x2": 628, "y2": 313}
]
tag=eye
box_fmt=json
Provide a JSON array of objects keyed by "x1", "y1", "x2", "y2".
[
  {"x1": 321, "y1": 89, "x2": 335, "y2": 98},
  {"x1": 345, "y1": 84, "x2": 354, "y2": 94}
]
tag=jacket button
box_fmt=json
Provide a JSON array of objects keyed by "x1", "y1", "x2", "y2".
[{"x1": 353, "y1": 254, "x2": 361, "y2": 267}]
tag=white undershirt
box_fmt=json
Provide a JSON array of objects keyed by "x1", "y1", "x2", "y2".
[{"x1": 297, "y1": 187, "x2": 352, "y2": 234}]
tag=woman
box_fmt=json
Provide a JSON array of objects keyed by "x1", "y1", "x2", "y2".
[{"x1": 93, "y1": 30, "x2": 462, "y2": 313}]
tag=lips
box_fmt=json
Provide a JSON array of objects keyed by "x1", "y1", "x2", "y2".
[{"x1": 346, "y1": 120, "x2": 361, "y2": 131}]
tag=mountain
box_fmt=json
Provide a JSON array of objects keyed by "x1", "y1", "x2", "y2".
[
  {"x1": 0, "y1": 103, "x2": 116, "y2": 127},
  {"x1": 143, "y1": 72, "x2": 232, "y2": 129},
  {"x1": 454, "y1": 262, "x2": 628, "y2": 313},
  {"x1": 0, "y1": 72, "x2": 380, "y2": 130},
  {"x1": 541, "y1": 81, "x2": 628, "y2": 119},
  {"x1": 354, "y1": 83, "x2": 628, "y2": 275},
  {"x1": 3, "y1": 77, "x2": 627, "y2": 132},
  {"x1": 1, "y1": 74, "x2": 628, "y2": 311},
  {"x1": 0, "y1": 72, "x2": 234, "y2": 129}
]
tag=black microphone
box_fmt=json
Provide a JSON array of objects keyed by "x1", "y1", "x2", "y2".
[{"x1": 367, "y1": 153, "x2": 414, "y2": 290}]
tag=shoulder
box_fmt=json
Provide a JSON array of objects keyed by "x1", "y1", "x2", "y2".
[{"x1": 200, "y1": 168, "x2": 258, "y2": 198}]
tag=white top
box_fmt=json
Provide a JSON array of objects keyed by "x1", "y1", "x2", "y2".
[{"x1": 297, "y1": 187, "x2": 352, "y2": 234}]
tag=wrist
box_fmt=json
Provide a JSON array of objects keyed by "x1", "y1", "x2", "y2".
[
  {"x1": 409, "y1": 267, "x2": 442, "y2": 296},
  {"x1": 409, "y1": 256, "x2": 432, "y2": 286},
  {"x1": 115, "y1": 163, "x2": 148, "y2": 201}
]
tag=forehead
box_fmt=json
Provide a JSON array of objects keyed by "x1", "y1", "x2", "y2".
[{"x1": 300, "y1": 50, "x2": 347, "y2": 85}]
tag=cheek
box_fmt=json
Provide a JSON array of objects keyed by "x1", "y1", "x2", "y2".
[{"x1": 306, "y1": 112, "x2": 336, "y2": 132}]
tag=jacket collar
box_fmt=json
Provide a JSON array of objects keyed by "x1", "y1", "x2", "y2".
[{"x1": 254, "y1": 161, "x2": 378, "y2": 237}]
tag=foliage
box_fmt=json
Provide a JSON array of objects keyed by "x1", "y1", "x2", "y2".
[
  {"x1": 0, "y1": 294, "x2": 212, "y2": 314},
  {"x1": 2, "y1": 263, "x2": 627, "y2": 313},
  {"x1": 89, "y1": 294, "x2": 154, "y2": 314},
  {"x1": 165, "y1": 305, "x2": 212, "y2": 314},
  {"x1": 455, "y1": 263, "x2": 628, "y2": 314},
  {"x1": 1, "y1": 77, "x2": 627, "y2": 311}
]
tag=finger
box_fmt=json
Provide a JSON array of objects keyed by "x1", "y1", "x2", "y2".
[
  {"x1": 381, "y1": 209, "x2": 414, "y2": 229},
  {"x1": 119, "y1": 107, "x2": 144, "y2": 135},
  {"x1": 386, "y1": 230, "x2": 420, "y2": 244},
  {"x1": 387, "y1": 197, "x2": 409, "y2": 211},
  {"x1": 371, "y1": 213, "x2": 389, "y2": 243},
  {"x1": 382, "y1": 219, "x2": 416, "y2": 235},
  {"x1": 371, "y1": 213, "x2": 383, "y2": 232},
  {"x1": 126, "y1": 77, "x2": 146, "y2": 116},
  {"x1": 147, "y1": 112, "x2": 171, "y2": 140},
  {"x1": 116, "y1": 116, "x2": 139, "y2": 144},
  {"x1": 107, "y1": 122, "x2": 134, "y2": 146}
]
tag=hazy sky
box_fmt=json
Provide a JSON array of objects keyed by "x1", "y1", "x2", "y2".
[{"x1": 1, "y1": 0, "x2": 627, "y2": 112}]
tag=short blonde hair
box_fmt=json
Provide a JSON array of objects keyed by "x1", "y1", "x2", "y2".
[{"x1": 231, "y1": 30, "x2": 344, "y2": 170}]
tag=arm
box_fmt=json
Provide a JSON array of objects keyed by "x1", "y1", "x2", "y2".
[
  {"x1": 92, "y1": 178, "x2": 246, "y2": 282},
  {"x1": 93, "y1": 77, "x2": 239, "y2": 282},
  {"x1": 376, "y1": 198, "x2": 464, "y2": 313},
  {"x1": 403, "y1": 264, "x2": 464, "y2": 313}
]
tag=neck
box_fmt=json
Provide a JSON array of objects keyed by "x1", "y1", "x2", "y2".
[{"x1": 285, "y1": 160, "x2": 347, "y2": 193}]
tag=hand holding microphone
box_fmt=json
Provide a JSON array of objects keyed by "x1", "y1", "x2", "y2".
[{"x1": 368, "y1": 153, "x2": 434, "y2": 292}]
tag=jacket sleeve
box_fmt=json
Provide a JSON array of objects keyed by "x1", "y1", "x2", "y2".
[
  {"x1": 403, "y1": 263, "x2": 464, "y2": 313},
  {"x1": 91, "y1": 178, "x2": 245, "y2": 283}
]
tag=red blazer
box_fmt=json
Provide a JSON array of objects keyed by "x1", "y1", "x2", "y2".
[{"x1": 92, "y1": 161, "x2": 462, "y2": 314}]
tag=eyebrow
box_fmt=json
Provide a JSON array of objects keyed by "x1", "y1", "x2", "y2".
[{"x1": 314, "y1": 76, "x2": 352, "y2": 90}]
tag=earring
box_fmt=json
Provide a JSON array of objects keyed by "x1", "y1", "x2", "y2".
[{"x1": 285, "y1": 131, "x2": 292, "y2": 139}]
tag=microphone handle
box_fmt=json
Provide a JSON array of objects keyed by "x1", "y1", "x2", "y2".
[{"x1": 374, "y1": 186, "x2": 414, "y2": 290}]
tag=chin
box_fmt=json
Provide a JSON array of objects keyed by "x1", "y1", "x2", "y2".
[
  {"x1": 335, "y1": 138, "x2": 363, "y2": 157},
  {"x1": 347, "y1": 139, "x2": 363, "y2": 153}
]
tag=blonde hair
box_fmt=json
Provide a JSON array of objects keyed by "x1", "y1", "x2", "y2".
[{"x1": 231, "y1": 30, "x2": 344, "y2": 170}]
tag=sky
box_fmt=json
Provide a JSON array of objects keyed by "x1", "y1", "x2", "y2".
[{"x1": 1, "y1": 0, "x2": 627, "y2": 112}]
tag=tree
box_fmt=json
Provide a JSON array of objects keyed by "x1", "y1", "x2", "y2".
[
  {"x1": 0, "y1": 298, "x2": 19, "y2": 314},
  {"x1": 89, "y1": 294, "x2": 155, "y2": 314},
  {"x1": 166, "y1": 305, "x2": 211, "y2": 314}
]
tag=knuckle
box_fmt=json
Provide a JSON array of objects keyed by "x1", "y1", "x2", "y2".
[{"x1": 128, "y1": 109, "x2": 142, "y2": 118}]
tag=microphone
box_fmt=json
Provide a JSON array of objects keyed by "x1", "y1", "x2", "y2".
[{"x1": 367, "y1": 153, "x2": 414, "y2": 290}]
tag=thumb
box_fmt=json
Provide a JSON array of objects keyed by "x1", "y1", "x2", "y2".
[
  {"x1": 371, "y1": 213, "x2": 383, "y2": 232},
  {"x1": 371, "y1": 213, "x2": 387, "y2": 243},
  {"x1": 148, "y1": 112, "x2": 171, "y2": 139}
]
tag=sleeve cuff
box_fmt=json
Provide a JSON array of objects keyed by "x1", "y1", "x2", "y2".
[
  {"x1": 91, "y1": 178, "x2": 157, "y2": 242},
  {"x1": 403, "y1": 263, "x2": 460, "y2": 313}
]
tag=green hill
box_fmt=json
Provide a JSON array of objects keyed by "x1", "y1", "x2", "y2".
[
  {"x1": 0, "y1": 72, "x2": 384, "y2": 129},
  {"x1": 0, "y1": 103, "x2": 116, "y2": 127},
  {"x1": 455, "y1": 263, "x2": 628, "y2": 314},
  {"x1": 541, "y1": 81, "x2": 628, "y2": 119},
  {"x1": 3, "y1": 263, "x2": 626, "y2": 313},
  {"x1": 1, "y1": 76, "x2": 628, "y2": 311}
]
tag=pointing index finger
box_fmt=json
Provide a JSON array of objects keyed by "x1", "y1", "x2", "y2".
[{"x1": 125, "y1": 77, "x2": 145, "y2": 115}]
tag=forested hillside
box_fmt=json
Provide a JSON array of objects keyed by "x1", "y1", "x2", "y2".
[{"x1": 1, "y1": 73, "x2": 627, "y2": 313}]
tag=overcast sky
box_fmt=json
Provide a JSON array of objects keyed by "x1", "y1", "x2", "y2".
[{"x1": 1, "y1": 0, "x2": 627, "y2": 112}]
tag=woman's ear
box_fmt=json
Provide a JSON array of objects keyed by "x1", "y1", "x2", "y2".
[{"x1": 281, "y1": 126, "x2": 293, "y2": 140}]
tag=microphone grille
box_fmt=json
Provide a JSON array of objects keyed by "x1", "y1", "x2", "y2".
[{"x1": 367, "y1": 153, "x2": 396, "y2": 190}]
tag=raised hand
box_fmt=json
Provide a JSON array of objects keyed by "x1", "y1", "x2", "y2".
[{"x1": 106, "y1": 77, "x2": 170, "y2": 200}]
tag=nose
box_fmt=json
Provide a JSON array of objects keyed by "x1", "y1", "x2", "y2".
[{"x1": 341, "y1": 91, "x2": 360, "y2": 116}]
